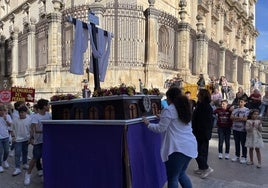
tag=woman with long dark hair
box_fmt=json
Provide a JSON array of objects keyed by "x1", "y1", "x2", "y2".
[
  {"x1": 143, "y1": 87, "x2": 197, "y2": 188},
  {"x1": 192, "y1": 89, "x2": 214, "y2": 179}
]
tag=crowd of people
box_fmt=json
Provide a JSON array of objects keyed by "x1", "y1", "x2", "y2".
[
  {"x1": 0, "y1": 99, "x2": 51, "y2": 186},
  {"x1": 1, "y1": 76, "x2": 267, "y2": 188},
  {"x1": 143, "y1": 83, "x2": 265, "y2": 188}
]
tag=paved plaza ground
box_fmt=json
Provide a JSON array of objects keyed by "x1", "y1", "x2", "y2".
[{"x1": 0, "y1": 137, "x2": 267, "y2": 188}]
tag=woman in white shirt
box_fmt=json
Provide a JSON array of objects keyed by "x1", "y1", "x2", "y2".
[{"x1": 143, "y1": 87, "x2": 197, "y2": 188}]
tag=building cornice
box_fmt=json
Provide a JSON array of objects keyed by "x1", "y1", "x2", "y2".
[{"x1": 0, "y1": 0, "x2": 36, "y2": 22}]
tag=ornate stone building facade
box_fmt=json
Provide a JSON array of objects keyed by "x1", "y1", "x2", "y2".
[{"x1": 0, "y1": 0, "x2": 265, "y2": 99}]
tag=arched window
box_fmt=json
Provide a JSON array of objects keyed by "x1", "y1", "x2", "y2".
[{"x1": 158, "y1": 26, "x2": 169, "y2": 55}]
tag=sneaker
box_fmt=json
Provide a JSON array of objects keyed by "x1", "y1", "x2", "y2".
[
  {"x1": 24, "y1": 173, "x2": 31, "y2": 185},
  {"x1": 256, "y1": 164, "x2": 262, "y2": 168},
  {"x1": 231, "y1": 156, "x2": 239, "y2": 162},
  {"x1": 218, "y1": 153, "x2": 223, "y2": 159},
  {"x1": 3, "y1": 161, "x2": 9, "y2": 169},
  {"x1": 193, "y1": 168, "x2": 203, "y2": 175},
  {"x1": 240, "y1": 157, "x2": 247, "y2": 164},
  {"x1": 200, "y1": 167, "x2": 214, "y2": 179},
  {"x1": 38, "y1": 170, "x2": 43, "y2": 177},
  {"x1": 12, "y1": 168, "x2": 21, "y2": 176},
  {"x1": 23, "y1": 164, "x2": 29, "y2": 170},
  {"x1": 27, "y1": 156, "x2": 32, "y2": 160},
  {"x1": 225, "y1": 153, "x2": 230, "y2": 160},
  {"x1": 9, "y1": 150, "x2": 14, "y2": 157},
  {"x1": 0, "y1": 166, "x2": 3, "y2": 173},
  {"x1": 246, "y1": 161, "x2": 254, "y2": 165}
]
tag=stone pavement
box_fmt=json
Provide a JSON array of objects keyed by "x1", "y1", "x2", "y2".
[
  {"x1": 0, "y1": 138, "x2": 267, "y2": 188},
  {"x1": 187, "y1": 137, "x2": 268, "y2": 188}
]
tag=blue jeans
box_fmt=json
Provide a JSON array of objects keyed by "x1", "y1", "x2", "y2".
[
  {"x1": 0, "y1": 137, "x2": 9, "y2": 166},
  {"x1": 14, "y1": 141, "x2": 29, "y2": 168},
  {"x1": 217, "y1": 127, "x2": 231, "y2": 154},
  {"x1": 233, "y1": 130, "x2": 247, "y2": 158},
  {"x1": 33, "y1": 143, "x2": 43, "y2": 160},
  {"x1": 165, "y1": 152, "x2": 192, "y2": 188},
  {"x1": 259, "y1": 104, "x2": 268, "y2": 116}
]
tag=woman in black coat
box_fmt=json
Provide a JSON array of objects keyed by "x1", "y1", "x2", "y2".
[{"x1": 192, "y1": 89, "x2": 214, "y2": 179}]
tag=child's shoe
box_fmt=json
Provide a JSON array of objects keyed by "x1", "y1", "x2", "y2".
[
  {"x1": 3, "y1": 161, "x2": 9, "y2": 168},
  {"x1": 24, "y1": 173, "x2": 31, "y2": 185},
  {"x1": 231, "y1": 156, "x2": 239, "y2": 162},
  {"x1": 240, "y1": 157, "x2": 247, "y2": 164}
]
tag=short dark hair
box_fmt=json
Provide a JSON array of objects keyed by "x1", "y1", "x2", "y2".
[
  {"x1": 239, "y1": 96, "x2": 247, "y2": 102},
  {"x1": 37, "y1": 99, "x2": 49, "y2": 110},
  {"x1": 221, "y1": 99, "x2": 228, "y2": 104},
  {"x1": 18, "y1": 106, "x2": 28, "y2": 113}
]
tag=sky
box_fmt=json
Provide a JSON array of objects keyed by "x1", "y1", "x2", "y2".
[{"x1": 256, "y1": 0, "x2": 268, "y2": 60}]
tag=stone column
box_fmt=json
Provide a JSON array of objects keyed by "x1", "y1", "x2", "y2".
[
  {"x1": 26, "y1": 18, "x2": 36, "y2": 86},
  {"x1": 0, "y1": 36, "x2": 5, "y2": 77},
  {"x1": 46, "y1": 0, "x2": 63, "y2": 88},
  {"x1": 10, "y1": 27, "x2": 19, "y2": 86},
  {"x1": 231, "y1": 49, "x2": 238, "y2": 85},
  {"x1": 243, "y1": 60, "x2": 251, "y2": 93},
  {"x1": 252, "y1": 62, "x2": 259, "y2": 79},
  {"x1": 218, "y1": 40, "x2": 225, "y2": 77},
  {"x1": 176, "y1": 1, "x2": 191, "y2": 79},
  {"x1": 177, "y1": 23, "x2": 191, "y2": 75},
  {"x1": 194, "y1": 15, "x2": 209, "y2": 79},
  {"x1": 206, "y1": 1, "x2": 212, "y2": 38},
  {"x1": 144, "y1": 5, "x2": 159, "y2": 88},
  {"x1": 259, "y1": 64, "x2": 266, "y2": 84},
  {"x1": 216, "y1": 11, "x2": 224, "y2": 42}
]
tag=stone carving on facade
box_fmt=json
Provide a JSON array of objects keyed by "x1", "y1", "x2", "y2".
[
  {"x1": 0, "y1": 0, "x2": 262, "y2": 98},
  {"x1": 158, "y1": 12, "x2": 178, "y2": 29},
  {"x1": 148, "y1": 0, "x2": 155, "y2": 7}
]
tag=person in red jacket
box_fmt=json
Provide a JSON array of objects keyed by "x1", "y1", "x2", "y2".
[{"x1": 213, "y1": 100, "x2": 233, "y2": 160}]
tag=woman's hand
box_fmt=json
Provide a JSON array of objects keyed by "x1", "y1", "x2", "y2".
[{"x1": 142, "y1": 116, "x2": 150, "y2": 126}]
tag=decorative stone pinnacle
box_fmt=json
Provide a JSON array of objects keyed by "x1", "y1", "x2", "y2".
[
  {"x1": 52, "y1": 0, "x2": 64, "y2": 12},
  {"x1": 179, "y1": 0, "x2": 187, "y2": 22},
  {"x1": 179, "y1": 0, "x2": 187, "y2": 10},
  {"x1": 148, "y1": 0, "x2": 155, "y2": 7},
  {"x1": 196, "y1": 15, "x2": 204, "y2": 33}
]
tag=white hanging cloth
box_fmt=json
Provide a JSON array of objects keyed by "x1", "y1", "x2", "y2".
[
  {"x1": 70, "y1": 20, "x2": 88, "y2": 75},
  {"x1": 88, "y1": 24, "x2": 112, "y2": 82}
]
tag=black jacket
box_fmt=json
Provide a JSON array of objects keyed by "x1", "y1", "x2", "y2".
[{"x1": 192, "y1": 102, "x2": 213, "y2": 140}]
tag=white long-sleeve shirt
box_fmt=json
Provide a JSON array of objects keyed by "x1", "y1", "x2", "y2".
[{"x1": 147, "y1": 104, "x2": 198, "y2": 162}]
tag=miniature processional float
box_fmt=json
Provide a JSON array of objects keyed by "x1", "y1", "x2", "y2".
[{"x1": 42, "y1": 12, "x2": 166, "y2": 188}]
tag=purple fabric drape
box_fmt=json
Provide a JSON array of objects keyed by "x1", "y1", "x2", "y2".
[
  {"x1": 127, "y1": 122, "x2": 167, "y2": 188},
  {"x1": 43, "y1": 124, "x2": 124, "y2": 188}
]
